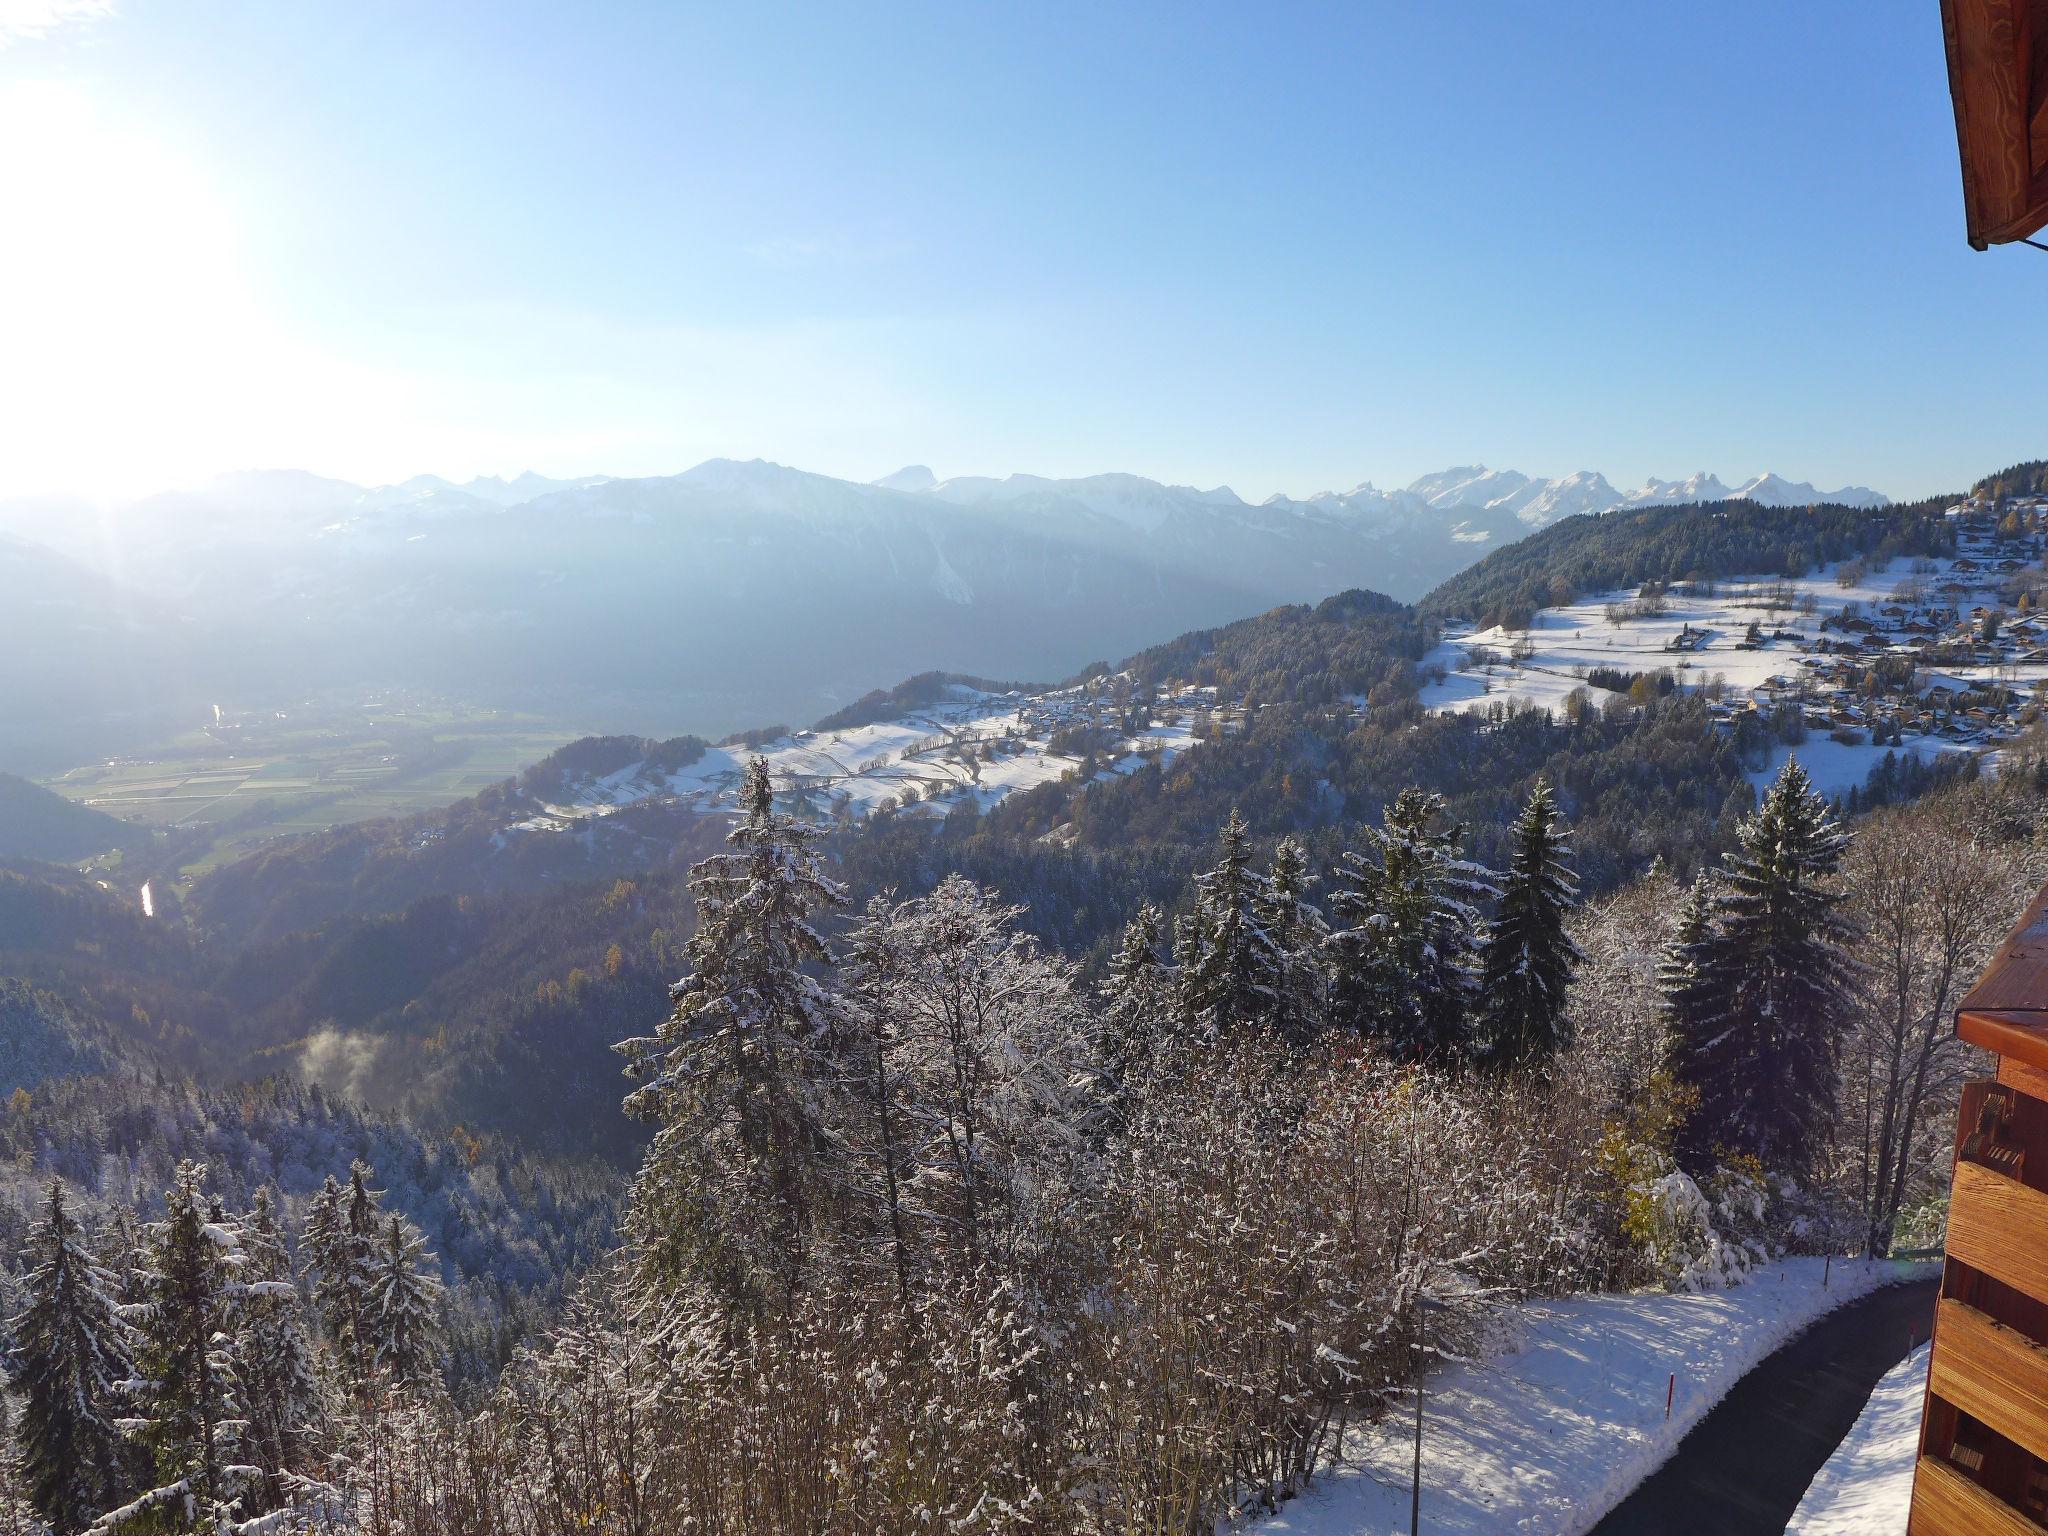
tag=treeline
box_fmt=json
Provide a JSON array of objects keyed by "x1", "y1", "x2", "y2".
[
  {"x1": 1116, "y1": 586, "x2": 1425, "y2": 705},
  {"x1": 1973, "y1": 459, "x2": 2048, "y2": 501},
  {"x1": 1421, "y1": 497, "x2": 1957, "y2": 631},
  {"x1": 945, "y1": 691, "x2": 1757, "y2": 927}
]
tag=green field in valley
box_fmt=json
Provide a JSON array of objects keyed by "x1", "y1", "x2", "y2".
[{"x1": 42, "y1": 696, "x2": 580, "y2": 884}]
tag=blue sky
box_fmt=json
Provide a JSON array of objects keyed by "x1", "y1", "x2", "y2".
[{"x1": 0, "y1": 0, "x2": 2036, "y2": 501}]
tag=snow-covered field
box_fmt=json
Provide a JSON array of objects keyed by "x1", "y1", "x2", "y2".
[
  {"x1": 1419, "y1": 545, "x2": 2040, "y2": 796},
  {"x1": 1782, "y1": 1341, "x2": 1928, "y2": 1536},
  {"x1": 508, "y1": 679, "x2": 1197, "y2": 834},
  {"x1": 1259, "y1": 1258, "x2": 1934, "y2": 1536}
]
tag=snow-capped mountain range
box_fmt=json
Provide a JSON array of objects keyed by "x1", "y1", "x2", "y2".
[
  {"x1": 880, "y1": 462, "x2": 1885, "y2": 535},
  {"x1": 0, "y1": 456, "x2": 1891, "y2": 767}
]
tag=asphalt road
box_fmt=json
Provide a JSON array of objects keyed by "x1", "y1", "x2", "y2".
[{"x1": 1589, "y1": 1273, "x2": 1941, "y2": 1536}]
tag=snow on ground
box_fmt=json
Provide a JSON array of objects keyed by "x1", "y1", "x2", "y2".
[
  {"x1": 1782, "y1": 1341, "x2": 1928, "y2": 1536},
  {"x1": 508, "y1": 679, "x2": 1197, "y2": 835},
  {"x1": 1260, "y1": 1258, "x2": 1934, "y2": 1536},
  {"x1": 1419, "y1": 545, "x2": 2042, "y2": 797},
  {"x1": 1742, "y1": 736, "x2": 1970, "y2": 798}
]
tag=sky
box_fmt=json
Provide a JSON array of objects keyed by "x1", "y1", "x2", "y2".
[{"x1": 0, "y1": 0, "x2": 2038, "y2": 504}]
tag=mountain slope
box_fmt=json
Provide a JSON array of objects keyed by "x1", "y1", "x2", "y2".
[{"x1": 0, "y1": 772, "x2": 146, "y2": 861}]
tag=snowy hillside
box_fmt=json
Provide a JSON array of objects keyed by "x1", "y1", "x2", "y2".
[
  {"x1": 502, "y1": 676, "x2": 1198, "y2": 841},
  {"x1": 1420, "y1": 500, "x2": 2048, "y2": 795}
]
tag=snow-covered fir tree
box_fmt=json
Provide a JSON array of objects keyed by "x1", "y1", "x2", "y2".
[
  {"x1": 1671, "y1": 757, "x2": 1857, "y2": 1175},
  {"x1": 1094, "y1": 901, "x2": 1175, "y2": 1132},
  {"x1": 616, "y1": 756, "x2": 847, "y2": 1312},
  {"x1": 101, "y1": 1162, "x2": 256, "y2": 1534},
  {"x1": 363, "y1": 1213, "x2": 444, "y2": 1390},
  {"x1": 8, "y1": 1180, "x2": 133, "y2": 1535},
  {"x1": 1477, "y1": 781, "x2": 1583, "y2": 1069},
  {"x1": 1176, "y1": 811, "x2": 1284, "y2": 1038},
  {"x1": 1656, "y1": 874, "x2": 1716, "y2": 1035},
  {"x1": 1257, "y1": 836, "x2": 1329, "y2": 1045},
  {"x1": 306, "y1": 1163, "x2": 385, "y2": 1393},
  {"x1": 231, "y1": 1188, "x2": 324, "y2": 1496},
  {"x1": 1326, "y1": 787, "x2": 1499, "y2": 1061}
]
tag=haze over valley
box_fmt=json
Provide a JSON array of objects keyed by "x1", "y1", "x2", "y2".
[{"x1": 0, "y1": 454, "x2": 1888, "y2": 775}]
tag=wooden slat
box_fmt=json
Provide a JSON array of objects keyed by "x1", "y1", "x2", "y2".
[
  {"x1": 2003, "y1": 1056, "x2": 2048, "y2": 1105},
  {"x1": 1930, "y1": 1298, "x2": 2048, "y2": 1460},
  {"x1": 1962, "y1": 878, "x2": 2048, "y2": 1013},
  {"x1": 1912, "y1": 1454, "x2": 2048, "y2": 1535},
  {"x1": 1947, "y1": 1159, "x2": 2048, "y2": 1301},
  {"x1": 1963, "y1": 1011, "x2": 2048, "y2": 1074}
]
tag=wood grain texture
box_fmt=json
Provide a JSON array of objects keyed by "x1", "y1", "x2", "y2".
[
  {"x1": 1911, "y1": 1454, "x2": 2048, "y2": 1535},
  {"x1": 1962, "y1": 877, "x2": 2048, "y2": 1013},
  {"x1": 1963, "y1": 1011, "x2": 2048, "y2": 1074},
  {"x1": 2004, "y1": 1057, "x2": 2048, "y2": 1106},
  {"x1": 1946, "y1": 1160, "x2": 2048, "y2": 1301},
  {"x1": 1941, "y1": 0, "x2": 2046, "y2": 246},
  {"x1": 1930, "y1": 1298, "x2": 2048, "y2": 1461}
]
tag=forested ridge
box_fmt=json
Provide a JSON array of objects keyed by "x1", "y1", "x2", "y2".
[{"x1": 1419, "y1": 494, "x2": 1955, "y2": 630}]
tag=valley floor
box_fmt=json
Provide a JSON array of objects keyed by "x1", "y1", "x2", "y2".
[{"x1": 1259, "y1": 1257, "x2": 1934, "y2": 1536}]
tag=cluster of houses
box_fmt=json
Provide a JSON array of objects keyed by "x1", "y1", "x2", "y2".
[{"x1": 1701, "y1": 506, "x2": 2048, "y2": 749}]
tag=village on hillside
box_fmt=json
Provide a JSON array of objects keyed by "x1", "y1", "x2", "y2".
[{"x1": 1422, "y1": 498, "x2": 2048, "y2": 793}]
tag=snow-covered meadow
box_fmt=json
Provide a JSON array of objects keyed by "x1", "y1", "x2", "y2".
[
  {"x1": 506, "y1": 679, "x2": 1198, "y2": 834},
  {"x1": 1259, "y1": 1259, "x2": 1934, "y2": 1536},
  {"x1": 1420, "y1": 541, "x2": 2045, "y2": 796}
]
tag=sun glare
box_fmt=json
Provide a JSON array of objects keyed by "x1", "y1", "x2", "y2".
[{"x1": 0, "y1": 80, "x2": 280, "y2": 498}]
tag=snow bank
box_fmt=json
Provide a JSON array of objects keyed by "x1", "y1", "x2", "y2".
[
  {"x1": 1783, "y1": 1341, "x2": 1928, "y2": 1536},
  {"x1": 1260, "y1": 1257, "x2": 1933, "y2": 1536}
]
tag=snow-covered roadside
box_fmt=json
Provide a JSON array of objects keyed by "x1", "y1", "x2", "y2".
[
  {"x1": 1783, "y1": 1341, "x2": 1930, "y2": 1536},
  {"x1": 1259, "y1": 1257, "x2": 1935, "y2": 1536}
]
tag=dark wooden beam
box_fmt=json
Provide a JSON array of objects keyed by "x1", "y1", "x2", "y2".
[{"x1": 1940, "y1": 0, "x2": 2048, "y2": 247}]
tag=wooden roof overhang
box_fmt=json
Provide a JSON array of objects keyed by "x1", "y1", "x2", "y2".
[
  {"x1": 1940, "y1": 0, "x2": 2048, "y2": 246},
  {"x1": 1960, "y1": 879, "x2": 2048, "y2": 1068}
]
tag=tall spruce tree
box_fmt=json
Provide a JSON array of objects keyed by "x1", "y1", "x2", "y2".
[
  {"x1": 616, "y1": 756, "x2": 847, "y2": 1312},
  {"x1": 306, "y1": 1163, "x2": 384, "y2": 1393},
  {"x1": 9, "y1": 1181, "x2": 133, "y2": 1535},
  {"x1": 1176, "y1": 811, "x2": 1284, "y2": 1038},
  {"x1": 1656, "y1": 875, "x2": 1716, "y2": 1033},
  {"x1": 1095, "y1": 902, "x2": 1175, "y2": 1131},
  {"x1": 1477, "y1": 782, "x2": 1583, "y2": 1069},
  {"x1": 1258, "y1": 836, "x2": 1329, "y2": 1045},
  {"x1": 233, "y1": 1188, "x2": 323, "y2": 1496},
  {"x1": 1327, "y1": 787, "x2": 1499, "y2": 1061},
  {"x1": 1671, "y1": 757, "x2": 1856, "y2": 1175},
  {"x1": 108, "y1": 1162, "x2": 255, "y2": 1533},
  {"x1": 363, "y1": 1214, "x2": 443, "y2": 1390}
]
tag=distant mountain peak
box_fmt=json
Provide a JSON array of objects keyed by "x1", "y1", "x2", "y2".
[{"x1": 874, "y1": 464, "x2": 938, "y2": 493}]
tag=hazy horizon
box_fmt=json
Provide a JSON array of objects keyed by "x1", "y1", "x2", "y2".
[{"x1": 1, "y1": 0, "x2": 2036, "y2": 507}]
